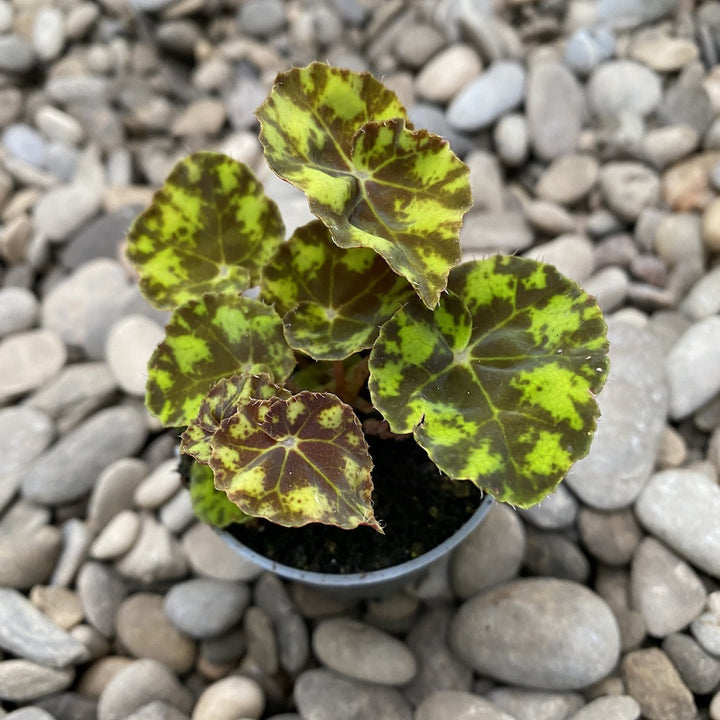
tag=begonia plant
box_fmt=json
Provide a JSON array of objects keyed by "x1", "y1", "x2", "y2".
[{"x1": 126, "y1": 62, "x2": 609, "y2": 535}]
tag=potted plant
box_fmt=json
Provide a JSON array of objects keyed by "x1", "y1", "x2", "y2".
[{"x1": 125, "y1": 62, "x2": 609, "y2": 596}]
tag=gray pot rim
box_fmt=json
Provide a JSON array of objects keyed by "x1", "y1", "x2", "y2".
[{"x1": 220, "y1": 493, "x2": 495, "y2": 596}]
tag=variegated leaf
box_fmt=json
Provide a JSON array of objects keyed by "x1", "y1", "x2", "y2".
[{"x1": 188, "y1": 459, "x2": 250, "y2": 528}]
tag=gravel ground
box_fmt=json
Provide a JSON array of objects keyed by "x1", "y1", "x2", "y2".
[{"x1": 1, "y1": 0, "x2": 720, "y2": 718}]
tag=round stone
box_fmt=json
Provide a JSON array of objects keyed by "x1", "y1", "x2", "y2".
[
  {"x1": 312, "y1": 618, "x2": 417, "y2": 686},
  {"x1": 662, "y1": 632, "x2": 720, "y2": 694},
  {"x1": 192, "y1": 675, "x2": 266, "y2": 720},
  {"x1": 0, "y1": 286, "x2": 39, "y2": 337},
  {"x1": 450, "y1": 502, "x2": 525, "y2": 599},
  {"x1": 133, "y1": 459, "x2": 181, "y2": 510},
  {"x1": 577, "y1": 507, "x2": 642, "y2": 565},
  {"x1": 415, "y1": 690, "x2": 512, "y2": 720},
  {"x1": 89, "y1": 510, "x2": 140, "y2": 560},
  {"x1": 414, "y1": 44, "x2": 482, "y2": 103},
  {"x1": 237, "y1": 0, "x2": 286, "y2": 38},
  {"x1": 32, "y1": 6, "x2": 65, "y2": 62},
  {"x1": 536, "y1": 153, "x2": 599, "y2": 205},
  {"x1": 599, "y1": 162, "x2": 660, "y2": 222},
  {"x1": 116, "y1": 593, "x2": 196, "y2": 674},
  {"x1": 569, "y1": 695, "x2": 641, "y2": 720},
  {"x1": 0, "y1": 406, "x2": 53, "y2": 475},
  {"x1": 450, "y1": 578, "x2": 620, "y2": 690},
  {"x1": 587, "y1": 61, "x2": 662, "y2": 118},
  {"x1": 164, "y1": 578, "x2": 250, "y2": 639},
  {"x1": 0, "y1": 660, "x2": 74, "y2": 703}
]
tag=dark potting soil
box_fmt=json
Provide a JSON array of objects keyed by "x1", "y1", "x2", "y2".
[{"x1": 227, "y1": 434, "x2": 484, "y2": 574}]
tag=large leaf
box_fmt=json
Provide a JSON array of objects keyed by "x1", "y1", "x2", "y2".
[
  {"x1": 209, "y1": 391, "x2": 380, "y2": 530},
  {"x1": 256, "y1": 62, "x2": 471, "y2": 309},
  {"x1": 261, "y1": 220, "x2": 413, "y2": 360},
  {"x1": 368, "y1": 255, "x2": 609, "y2": 507},
  {"x1": 180, "y1": 373, "x2": 290, "y2": 463},
  {"x1": 146, "y1": 294, "x2": 296, "y2": 427},
  {"x1": 126, "y1": 152, "x2": 284, "y2": 310},
  {"x1": 188, "y1": 459, "x2": 250, "y2": 528}
]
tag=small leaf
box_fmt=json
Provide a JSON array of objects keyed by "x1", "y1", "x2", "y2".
[
  {"x1": 126, "y1": 152, "x2": 284, "y2": 310},
  {"x1": 209, "y1": 391, "x2": 379, "y2": 530},
  {"x1": 256, "y1": 63, "x2": 471, "y2": 308},
  {"x1": 261, "y1": 220, "x2": 413, "y2": 360},
  {"x1": 181, "y1": 373, "x2": 290, "y2": 463},
  {"x1": 146, "y1": 293, "x2": 296, "y2": 427},
  {"x1": 368, "y1": 255, "x2": 609, "y2": 507},
  {"x1": 188, "y1": 460, "x2": 250, "y2": 528}
]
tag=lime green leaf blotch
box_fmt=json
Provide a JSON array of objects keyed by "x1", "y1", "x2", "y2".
[
  {"x1": 209, "y1": 391, "x2": 379, "y2": 530},
  {"x1": 257, "y1": 63, "x2": 472, "y2": 308},
  {"x1": 188, "y1": 460, "x2": 250, "y2": 528},
  {"x1": 146, "y1": 294, "x2": 295, "y2": 427},
  {"x1": 369, "y1": 255, "x2": 609, "y2": 507},
  {"x1": 126, "y1": 152, "x2": 284, "y2": 310}
]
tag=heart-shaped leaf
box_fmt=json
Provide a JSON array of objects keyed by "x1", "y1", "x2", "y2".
[
  {"x1": 209, "y1": 391, "x2": 379, "y2": 530},
  {"x1": 181, "y1": 373, "x2": 291, "y2": 463},
  {"x1": 368, "y1": 255, "x2": 609, "y2": 507},
  {"x1": 126, "y1": 152, "x2": 284, "y2": 310},
  {"x1": 261, "y1": 220, "x2": 413, "y2": 360},
  {"x1": 188, "y1": 460, "x2": 250, "y2": 528},
  {"x1": 146, "y1": 293, "x2": 296, "y2": 427},
  {"x1": 256, "y1": 62, "x2": 471, "y2": 308}
]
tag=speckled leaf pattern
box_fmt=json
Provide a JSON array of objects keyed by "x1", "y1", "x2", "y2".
[
  {"x1": 188, "y1": 460, "x2": 250, "y2": 528},
  {"x1": 256, "y1": 62, "x2": 471, "y2": 308},
  {"x1": 146, "y1": 293, "x2": 296, "y2": 427},
  {"x1": 180, "y1": 373, "x2": 290, "y2": 463},
  {"x1": 209, "y1": 391, "x2": 380, "y2": 530},
  {"x1": 126, "y1": 152, "x2": 284, "y2": 310},
  {"x1": 368, "y1": 255, "x2": 609, "y2": 507},
  {"x1": 261, "y1": 220, "x2": 413, "y2": 360}
]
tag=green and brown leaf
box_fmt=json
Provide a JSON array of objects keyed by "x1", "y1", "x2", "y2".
[
  {"x1": 181, "y1": 373, "x2": 291, "y2": 463},
  {"x1": 368, "y1": 255, "x2": 609, "y2": 507},
  {"x1": 146, "y1": 293, "x2": 296, "y2": 427},
  {"x1": 261, "y1": 220, "x2": 413, "y2": 360},
  {"x1": 126, "y1": 152, "x2": 284, "y2": 309},
  {"x1": 209, "y1": 391, "x2": 379, "y2": 530},
  {"x1": 256, "y1": 62, "x2": 471, "y2": 309},
  {"x1": 188, "y1": 460, "x2": 250, "y2": 528}
]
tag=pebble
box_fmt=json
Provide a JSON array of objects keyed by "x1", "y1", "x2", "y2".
[
  {"x1": 90, "y1": 510, "x2": 141, "y2": 560},
  {"x1": 661, "y1": 151, "x2": 720, "y2": 212},
  {"x1": 192, "y1": 675, "x2": 265, "y2": 720},
  {"x1": 588, "y1": 61, "x2": 662, "y2": 118},
  {"x1": 21, "y1": 404, "x2": 147, "y2": 505},
  {"x1": 294, "y1": 668, "x2": 412, "y2": 720},
  {"x1": 41, "y1": 259, "x2": 135, "y2": 357},
  {"x1": 394, "y1": 24, "x2": 445, "y2": 68},
  {"x1": 449, "y1": 502, "x2": 525, "y2": 599},
  {"x1": 526, "y1": 61, "x2": 582, "y2": 161},
  {"x1": 0, "y1": 329, "x2": 65, "y2": 403},
  {"x1": 486, "y1": 687, "x2": 584, "y2": 720},
  {"x1": 598, "y1": 162, "x2": 660, "y2": 223},
  {"x1": 493, "y1": 113, "x2": 528, "y2": 166},
  {"x1": 691, "y1": 612, "x2": 720, "y2": 656},
  {"x1": 171, "y1": 98, "x2": 226, "y2": 137},
  {"x1": 415, "y1": 690, "x2": 514, "y2": 720},
  {"x1": 0, "y1": 523, "x2": 61, "y2": 590},
  {"x1": 524, "y1": 201, "x2": 576, "y2": 236},
  {"x1": 115, "y1": 513, "x2": 189, "y2": 584},
  {"x1": 460, "y1": 210, "x2": 534, "y2": 253},
  {"x1": 642, "y1": 125, "x2": 699, "y2": 170},
  {"x1": 568, "y1": 695, "x2": 641, "y2": 720},
  {"x1": 679, "y1": 265, "x2": 720, "y2": 319},
  {"x1": 0, "y1": 35, "x2": 34, "y2": 73},
  {"x1": 237, "y1": 0, "x2": 287, "y2": 38},
  {"x1": 115, "y1": 593, "x2": 195, "y2": 674},
  {"x1": 0, "y1": 406, "x2": 53, "y2": 475},
  {"x1": 35, "y1": 106, "x2": 84, "y2": 147},
  {"x1": 563, "y1": 27, "x2": 615, "y2": 76},
  {"x1": 312, "y1": 617, "x2": 416, "y2": 686},
  {"x1": 414, "y1": 44, "x2": 482, "y2": 103},
  {"x1": 630, "y1": 34, "x2": 698, "y2": 74},
  {"x1": 599, "y1": 0, "x2": 681, "y2": 29},
  {"x1": 450, "y1": 579, "x2": 620, "y2": 690},
  {"x1": 0, "y1": 660, "x2": 74, "y2": 702},
  {"x1": 524, "y1": 234, "x2": 594, "y2": 284},
  {"x1": 404, "y1": 609, "x2": 472, "y2": 705},
  {"x1": 566, "y1": 320, "x2": 668, "y2": 509},
  {"x1": 665, "y1": 316, "x2": 720, "y2": 418},
  {"x1": 660, "y1": 65, "x2": 714, "y2": 137},
  {"x1": 51, "y1": 518, "x2": 92, "y2": 587},
  {"x1": 133, "y1": 459, "x2": 180, "y2": 510},
  {"x1": 32, "y1": 6, "x2": 65, "y2": 62},
  {"x1": 0, "y1": 587, "x2": 88, "y2": 667},
  {"x1": 702, "y1": 197, "x2": 720, "y2": 251},
  {"x1": 635, "y1": 469, "x2": 720, "y2": 578},
  {"x1": 159, "y1": 489, "x2": 195, "y2": 534},
  {"x1": 577, "y1": 507, "x2": 642, "y2": 565},
  {"x1": 5, "y1": 708, "x2": 58, "y2": 720},
  {"x1": 524, "y1": 530, "x2": 591, "y2": 583},
  {"x1": 29, "y1": 585, "x2": 84, "y2": 631},
  {"x1": 518, "y1": 484, "x2": 578, "y2": 530},
  {"x1": 97, "y1": 659, "x2": 194, "y2": 720},
  {"x1": 163, "y1": 578, "x2": 250, "y2": 639},
  {"x1": 662, "y1": 633, "x2": 720, "y2": 694},
  {"x1": 535, "y1": 153, "x2": 599, "y2": 206},
  {"x1": 3, "y1": 124, "x2": 47, "y2": 168},
  {"x1": 87, "y1": 458, "x2": 147, "y2": 535},
  {"x1": 622, "y1": 648, "x2": 697, "y2": 720},
  {"x1": 76, "y1": 561, "x2": 127, "y2": 638},
  {"x1": 446, "y1": 61, "x2": 526, "y2": 132},
  {"x1": 630, "y1": 537, "x2": 707, "y2": 637},
  {"x1": 181, "y1": 522, "x2": 263, "y2": 581}
]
